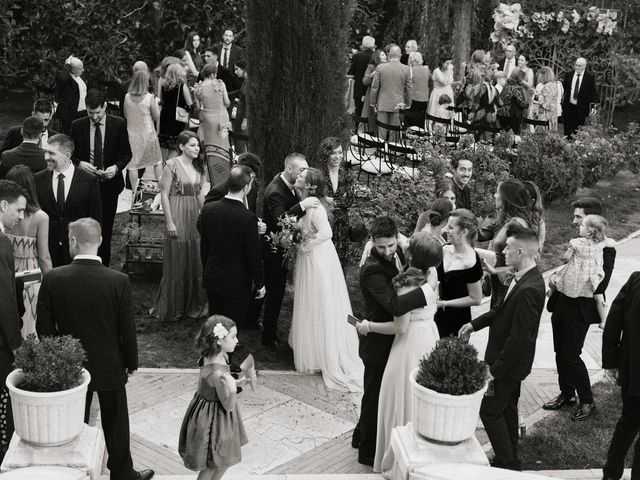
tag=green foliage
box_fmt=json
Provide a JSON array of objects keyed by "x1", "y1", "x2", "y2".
[
  {"x1": 573, "y1": 119, "x2": 625, "y2": 188},
  {"x1": 506, "y1": 129, "x2": 583, "y2": 203},
  {"x1": 14, "y1": 335, "x2": 86, "y2": 392},
  {"x1": 0, "y1": 0, "x2": 245, "y2": 92},
  {"x1": 246, "y1": 0, "x2": 355, "y2": 181},
  {"x1": 416, "y1": 336, "x2": 488, "y2": 396},
  {"x1": 612, "y1": 122, "x2": 640, "y2": 174}
]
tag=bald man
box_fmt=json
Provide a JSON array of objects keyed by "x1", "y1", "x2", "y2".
[
  {"x1": 349, "y1": 36, "x2": 376, "y2": 117},
  {"x1": 401, "y1": 39, "x2": 419, "y2": 65},
  {"x1": 562, "y1": 57, "x2": 597, "y2": 138},
  {"x1": 54, "y1": 56, "x2": 87, "y2": 135},
  {"x1": 370, "y1": 45, "x2": 413, "y2": 134}
]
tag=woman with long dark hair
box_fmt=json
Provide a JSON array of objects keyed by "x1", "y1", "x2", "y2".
[
  {"x1": 150, "y1": 131, "x2": 207, "y2": 321},
  {"x1": 5, "y1": 165, "x2": 52, "y2": 336},
  {"x1": 184, "y1": 31, "x2": 203, "y2": 71},
  {"x1": 497, "y1": 68, "x2": 529, "y2": 135}
]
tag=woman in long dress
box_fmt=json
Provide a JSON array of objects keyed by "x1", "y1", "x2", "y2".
[
  {"x1": 428, "y1": 58, "x2": 455, "y2": 117},
  {"x1": 150, "y1": 130, "x2": 207, "y2": 321},
  {"x1": 195, "y1": 63, "x2": 231, "y2": 148},
  {"x1": 4, "y1": 165, "x2": 52, "y2": 337},
  {"x1": 124, "y1": 68, "x2": 162, "y2": 191},
  {"x1": 372, "y1": 232, "x2": 442, "y2": 477},
  {"x1": 532, "y1": 66, "x2": 559, "y2": 131},
  {"x1": 288, "y1": 167, "x2": 363, "y2": 392}
]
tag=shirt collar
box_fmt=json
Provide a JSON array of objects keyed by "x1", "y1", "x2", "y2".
[
  {"x1": 514, "y1": 263, "x2": 536, "y2": 282},
  {"x1": 280, "y1": 173, "x2": 295, "y2": 191},
  {"x1": 56, "y1": 162, "x2": 75, "y2": 178},
  {"x1": 0, "y1": 221, "x2": 4, "y2": 234},
  {"x1": 73, "y1": 254, "x2": 102, "y2": 262},
  {"x1": 224, "y1": 194, "x2": 246, "y2": 205}
]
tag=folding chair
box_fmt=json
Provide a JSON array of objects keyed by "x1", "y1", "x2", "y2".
[
  {"x1": 229, "y1": 131, "x2": 249, "y2": 161},
  {"x1": 356, "y1": 135, "x2": 392, "y2": 185},
  {"x1": 522, "y1": 117, "x2": 550, "y2": 130},
  {"x1": 203, "y1": 144, "x2": 231, "y2": 188}
]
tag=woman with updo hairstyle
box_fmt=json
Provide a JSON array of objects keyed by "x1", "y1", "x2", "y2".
[
  {"x1": 480, "y1": 178, "x2": 534, "y2": 308},
  {"x1": 362, "y1": 49, "x2": 388, "y2": 132},
  {"x1": 435, "y1": 209, "x2": 483, "y2": 337},
  {"x1": 428, "y1": 58, "x2": 455, "y2": 117},
  {"x1": 406, "y1": 52, "x2": 430, "y2": 128},
  {"x1": 370, "y1": 231, "x2": 441, "y2": 475},
  {"x1": 413, "y1": 198, "x2": 453, "y2": 244},
  {"x1": 435, "y1": 178, "x2": 456, "y2": 208},
  {"x1": 195, "y1": 62, "x2": 231, "y2": 148},
  {"x1": 523, "y1": 180, "x2": 546, "y2": 251},
  {"x1": 318, "y1": 137, "x2": 354, "y2": 268},
  {"x1": 150, "y1": 130, "x2": 207, "y2": 322}
]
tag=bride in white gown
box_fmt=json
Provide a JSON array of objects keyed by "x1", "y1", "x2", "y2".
[
  {"x1": 372, "y1": 232, "x2": 442, "y2": 477},
  {"x1": 288, "y1": 167, "x2": 363, "y2": 392}
]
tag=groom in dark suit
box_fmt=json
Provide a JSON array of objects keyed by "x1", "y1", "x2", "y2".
[
  {"x1": 352, "y1": 216, "x2": 435, "y2": 466},
  {"x1": 37, "y1": 218, "x2": 153, "y2": 480},
  {"x1": 70, "y1": 88, "x2": 132, "y2": 266},
  {"x1": 261, "y1": 153, "x2": 319, "y2": 349},
  {"x1": 460, "y1": 223, "x2": 546, "y2": 471},
  {"x1": 36, "y1": 134, "x2": 102, "y2": 267},
  {"x1": 198, "y1": 165, "x2": 265, "y2": 325}
]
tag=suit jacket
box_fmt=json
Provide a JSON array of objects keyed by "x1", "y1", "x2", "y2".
[
  {"x1": 0, "y1": 143, "x2": 47, "y2": 178},
  {"x1": 562, "y1": 70, "x2": 597, "y2": 117},
  {"x1": 198, "y1": 197, "x2": 264, "y2": 298},
  {"x1": 36, "y1": 258, "x2": 138, "y2": 391},
  {"x1": 204, "y1": 179, "x2": 257, "y2": 213},
  {"x1": 370, "y1": 59, "x2": 413, "y2": 112},
  {"x1": 70, "y1": 115, "x2": 132, "y2": 196},
  {"x1": 35, "y1": 168, "x2": 102, "y2": 266},
  {"x1": 499, "y1": 57, "x2": 517, "y2": 77},
  {"x1": 471, "y1": 266, "x2": 545, "y2": 381},
  {"x1": 554, "y1": 246, "x2": 616, "y2": 325},
  {"x1": 54, "y1": 64, "x2": 81, "y2": 125},
  {"x1": 263, "y1": 174, "x2": 305, "y2": 235},
  {"x1": 348, "y1": 48, "x2": 374, "y2": 101},
  {"x1": 218, "y1": 43, "x2": 244, "y2": 73},
  {"x1": 602, "y1": 271, "x2": 640, "y2": 395},
  {"x1": 0, "y1": 126, "x2": 58, "y2": 155},
  {"x1": 359, "y1": 248, "x2": 428, "y2": 365},
  {"x1": 0, "y1": 232, "x2": 22, "y2": 358}
]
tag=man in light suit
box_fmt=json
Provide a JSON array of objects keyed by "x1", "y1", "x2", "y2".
[
  {"x1": 37, "y1": 218, "x2": 153, "y2": 480},
  {"x1": 370, "y1": 45, "x2": 413, "y2": 133},
  {"x1": 198, "y1": 165, "x2": 265, "y2": 326},
  {"x1": 0, "y1": 180, "x2": 26, "y2": 460},
  {"x1": 0, "y1": 116, "x2": 47, "y2": 178},
  {"x1": 460, "y1": 224, "x2": 546, "y2": 471},
  {"x1": 70, "y1": 88, "x2": 132, "y2": 266},
  {"x1": 35, "y1": 134, "x2": 102, "y2": 267},
  {"x1": 1, "y1": 99, "x2": 58, "y2": 155},
  {"x1": 562, "y1": 57, "x2": 598, "y2": 138}
]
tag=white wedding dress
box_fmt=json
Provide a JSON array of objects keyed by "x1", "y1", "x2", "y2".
[{"x1": 289, "y1": 206, "x2": 364, "y2": 392}]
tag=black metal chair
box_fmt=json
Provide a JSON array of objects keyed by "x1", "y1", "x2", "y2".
[
  {"x1": 229, "y1": 131, "x2": 249, "y2": 161},
  {"x1": 356, "y1": 134, "x2": 392, "y2": 185},
  {"x1": 203, "y1": 144, "x2": 231, "y2": 188},
  {"x1": 522, "y1": 117, "x2": 550, "y2": 130}
]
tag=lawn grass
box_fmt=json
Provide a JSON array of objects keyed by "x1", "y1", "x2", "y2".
[
  {"x1": 116, "y1": 169, "x2": 640, "y2": 370},
  {"x1": 520, "y1": 381, "x2": 631, "y2": 470}
]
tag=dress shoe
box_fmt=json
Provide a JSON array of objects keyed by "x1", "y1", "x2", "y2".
[
  {"x1": 351, "y1": 429, "x2": 361, "y2": 448},
  {"x1": 133, "y1": 470, "x2": 155, "y2": 480},
  {"x1": 542, "y1": 394, "x2": 577, "y2": 410},
  {"x1": 571, "y1": 402, "x2": 596, "y2": 421},
  {"x1": 357, "y1": 455, "x2": 374, "y2": 466}
]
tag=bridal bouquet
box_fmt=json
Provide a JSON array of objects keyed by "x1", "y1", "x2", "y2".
[{"x1": 267, "y1": 214, "x2": 315, "y2": 268}]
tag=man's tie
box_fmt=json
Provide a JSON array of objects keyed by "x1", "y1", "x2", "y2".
[
  {"x1": 572, "y1": 73, "x2": 581, "y2": 101},
  {"x1": 506, "y1": 59, "x2": 511, "y2": 77},
  {"x1": 57, "y1": 173, "x2": 65, "y2": 212},
  {"x1": 223, "y1": 48, "x2": 229, "y2": 69},
  {"x1": 94, "y1": 122, "x2": 103, "y2": 170}
]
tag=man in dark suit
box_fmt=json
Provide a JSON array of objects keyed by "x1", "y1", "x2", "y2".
[
  {"x1": 499, "y1": 45, "x2": 518, "y2": 79},
  {"x1": 262, "y1": 153, "x2": 318, "y2": 349},
  {"x1": 70, "y1": 88, "x2": 132, "y2": 266},
  {"x1": 602, "y1": 271, "x2": 640, "y2": 480},
  {"x1": 370, "y1": 45, "x2": 413, "y2": 130},
  {"x1": 36, "y1": 218, "x2": 153, "y2": 480},
  {"x1": 0, "y1": 116, "x2": 47, "y2": 178},
  {"x1": 198, "y1": 165, "x2": 265, "y2": 327},
  {"x1": 1, "y1": 99, "x2": 58, "y2": 155},
  {"x1": 460, "y1": 224, "x2": 546, "y2": 471},
  {"x1": 451, "y1": 157, "x2": 473, "y2": 211},
  {"x1": 351, "y1": 216, "x2": 435, "y2": 466},
  {"x1": 562, "y1": 57, "x2": 597, "y2": 138},
  {"x1": 54, "y1": 56, "x2": 88, "y2": 135},
  {"x1": 36, "y1": 134, "x2": 102, "y2": 267},
  {"x1": 544, "y1": 197, "x2": 615, "y2": 421},
  {"x1": 218, "y1": 29, "x2": 244, "y2": 75},
  {"x1": 0, "y1": 180, "x2": 27, "y2": 458},
  {"x1": 348, "y1": 36, "x2": 375, "y2": 118},
  {"x1": 204, "y1": 152, "x2": 260, "y2": 212},
  {"x1": 197, "y1": 46, "x2": 236, "y2": 94}
]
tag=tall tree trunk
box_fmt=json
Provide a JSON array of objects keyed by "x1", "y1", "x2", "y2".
[
  {"x1": 452, "y1": 0, "x2": 473, "y2": 82},
  {"x1": 246, "y1": 0, "x2": 355, "y2": 182}
]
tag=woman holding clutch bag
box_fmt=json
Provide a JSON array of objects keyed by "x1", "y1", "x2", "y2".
[{"x1": 158, "y1": 63, "x2": 193, "y2": 161}]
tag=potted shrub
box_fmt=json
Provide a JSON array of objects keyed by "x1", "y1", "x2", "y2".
[
  {"x1": 410, "y1": 336, "x2": 489, "y2": 444},
  {"x1": 6, "y1": 334, "x2": 91, "y2": 446}
]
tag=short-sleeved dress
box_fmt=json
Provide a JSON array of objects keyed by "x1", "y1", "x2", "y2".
[
  {"x1": 555, "y1": 237, "x2": 606, "y2": 298},
  {"x1": 179, "y1": 363, "x2": 248, "y2": 470},
  {"x1": 435, "y1": 252, "x2": 483, "y2": 337}
]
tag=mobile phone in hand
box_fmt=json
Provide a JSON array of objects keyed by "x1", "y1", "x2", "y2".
[{"x1": 347, "y1": 314, "x2": 360, "y2": 326}]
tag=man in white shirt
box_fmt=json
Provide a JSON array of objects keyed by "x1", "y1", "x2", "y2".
[
  {"x1": 35, "y1": 134, "x2": 101, "y2": 266},
  {"x1": 218, "y1": 29, "x2": 245, "y2": 75},
  {"x1": 561, "y1": 57, "x2": 598, "y2": 138},
  {"x1": 500, "y1": 45, "x2": 517, "y2": 78},
  {"x1": 0, "y1": 99, "x2": 58, "y2": 155},
  {"x1": 54, "y1": 56, "x2": 87, "y2": 135}
]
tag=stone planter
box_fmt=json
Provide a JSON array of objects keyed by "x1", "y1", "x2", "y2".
[
  {"x1": 6, "y1": 369, "x2": 91, "y2": 446},
  {"x1": 409, "y1": 367, "x2": 487, "y2": 444}
]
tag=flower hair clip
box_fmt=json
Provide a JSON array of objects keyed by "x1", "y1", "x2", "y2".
[{"x1": 213, "y1": 323, "x2": 228, "y2": 340}]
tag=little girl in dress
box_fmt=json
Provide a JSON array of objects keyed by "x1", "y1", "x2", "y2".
[
  {"x1": 550, "y1": 215, "x2": 614, "y2": 328},
  {"x1": 179, "y1": 316, "x2": 251, "y2": 480}
]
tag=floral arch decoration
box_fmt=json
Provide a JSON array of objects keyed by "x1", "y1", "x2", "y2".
[{"x1": 490, "y1": 3, "x2": 624, "y2": 125}]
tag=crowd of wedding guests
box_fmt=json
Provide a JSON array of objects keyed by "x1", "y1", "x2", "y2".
[
  {"x1": 348, "y1": 37, "x2": 598, "y2": 139},
  {"x1": 0, "y1": 28, "x2": 637, "y2": 480}
]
